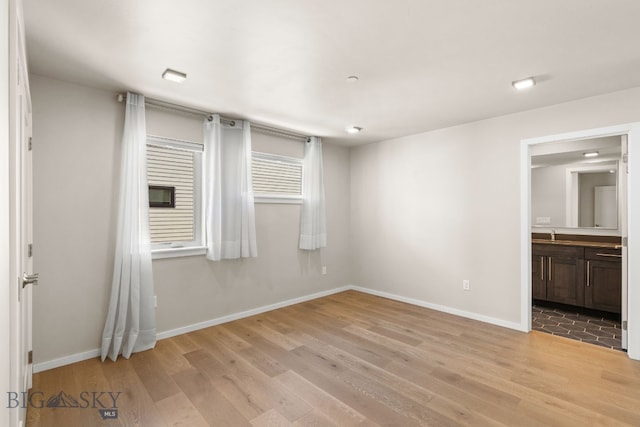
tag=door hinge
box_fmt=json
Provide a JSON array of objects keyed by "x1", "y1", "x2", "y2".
[
  {"x1": 28, "y1": 137, "x2": 32, "y2": 151},
  {"x1": 28, "y1": 351, "x2": 33, "y2": 364},
  {"x1": 622, "y1": 237, "x2": 628, "y2": 248},
  {"x1": 622, "y1": 320, "x2": 628, "y2": 331},
  {"x1": 28, "y1": 243, "x2": 33, "y2": 258},
  {"x1": 623, "y1": 153, "x2": 628, "y2": 163}
]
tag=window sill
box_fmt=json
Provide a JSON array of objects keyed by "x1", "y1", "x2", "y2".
[
  {"x1": 151, "y1": 246, "x2": 206, "y2": 259},
  {"x1": 255, "y1": 196, "x2": 303, "y2": 204}
]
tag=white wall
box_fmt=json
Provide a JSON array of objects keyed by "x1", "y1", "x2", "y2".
[
  {"x1": 31, "y1": 75, "x2": 351, "y2": 364},
  {"x1": 531, "y1": 165, "x2": 567, "y2": 227},
  {"x1": 350, "y1": 87, "x2": 640, "y2": 326},
  {"x1": 31, "y1": 76, "x2": 123, "y2": 366}
]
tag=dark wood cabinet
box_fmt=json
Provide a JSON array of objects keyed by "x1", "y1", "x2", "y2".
[
  {"x1": 532, "y1": 244, "x2": 584, "y2": 307},
  {"x1": 532, "y1": 242, "x2": 621, "y2": 314},
  {"x1": 585, "y1": 248, "x2": 622, "y2": 313},
  {"x1": 532, "y1": 254, "x2": 547, "y2": 300}
]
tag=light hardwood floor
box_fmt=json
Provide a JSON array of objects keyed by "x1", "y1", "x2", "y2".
[{"x1": 26, "y1": 290, "x2": 640, "y2": 426}]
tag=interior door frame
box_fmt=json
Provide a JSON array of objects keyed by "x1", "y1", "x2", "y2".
[
  {"x1": 1, "y1": 0, "x2": 13, "y2": 425},
  {"x1": 520, "y1": 123, "x2": 640, "y2": 360}
]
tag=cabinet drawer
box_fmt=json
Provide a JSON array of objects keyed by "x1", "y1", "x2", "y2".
[
  {"x1": 533, "y1": 244, "x2": 583, "y2": 258},
  {"x1": 585, "y1": 247, "x2": 622, "y2": 262}
]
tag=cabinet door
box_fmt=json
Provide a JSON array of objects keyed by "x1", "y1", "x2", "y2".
[
  {"x1": 546, "y1": 254, "x2": 582, "y2": 306},
  {"x1": 585, "y1": 260, "x2": 622, "y2": 313},
  {"x1": 531, "y1": 255, "x2": 546, "y2": 300}
]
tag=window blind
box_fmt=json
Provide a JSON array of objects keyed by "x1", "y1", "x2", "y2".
[
  {"x1": 147, "y1": 144, "x2": 195, "y2": 243},
  {"x1": 252, "y1": 152, "x2": 302, "y2": 197}
]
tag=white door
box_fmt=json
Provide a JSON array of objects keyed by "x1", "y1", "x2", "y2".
[
  {"x1": 594, "y1": 185, "x2": 616, "y2": 228},
  {"x1": 620, "y1": 135, "x2": 629, "y2": 350},
  {"x1": 10, "y1": 4, "x2": 35, "y2": 426}
]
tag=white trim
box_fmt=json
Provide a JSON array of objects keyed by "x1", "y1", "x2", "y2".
[
  {"x1": 254, "y1": 195, "x2": 303, "y2": 204},
  {"x1": 521, "y1": 123, "x2": 640, "y2": 360},
  {"x1": 147, "y1": 134, "x2": 203, "y2": 152},
  {"x1": 520, "y1": 140, "x2": 532, "y2": 333},
  {"x1": 350, "y1": 286, "x2": 524, "y2": 331},
  {"x1": 151, "y1": 245, "x2": 206, "y2": 259},
  {"x1": 627, "y1": 125, "x2": 640, "y2": 359},
  {"x1": 156, "y1": 286, "x2": 351, "y2": 340},
  {"x1": 33, "y1": 349, "x2": 100, "y2": 374},
  {"x1": 522, "y1": 124, "x2": 636, "y2": 146}
]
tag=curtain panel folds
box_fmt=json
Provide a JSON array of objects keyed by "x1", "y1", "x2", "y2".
[
  {"x1": 101, "y1": 93, "x2": 157, "y2": 362},
  {"x1": 299, "y1": 136, "x2": 327, "y2": 250},
  {"x1": 204, "y1": 115, "x2": 258, "y2": 261}
]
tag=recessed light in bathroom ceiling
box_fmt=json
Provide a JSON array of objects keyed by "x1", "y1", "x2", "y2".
[
  {"x1": 583, "y1": 151, "x2": 599, "y2": 158},
  {"x1": 162, "y1": 68, "x2": 187, "y2": 83},
  {"x1": 512, "y1": 77, "x2": 536, "y2": 90},
  {"x1": 346, "y1": 75, "x2": 359, "y2": 83},
  {"x1": 346, "y1": 126, "x2": 362, "y2": 134}
]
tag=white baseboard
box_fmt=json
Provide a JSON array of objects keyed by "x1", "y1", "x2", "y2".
[
  {"x1": 33, "y1": 286, "x2": 351, "y2": 373},
  {"x1": 350, "y1": 285, "x2": 523, "y2": 331},
  {"x1": 156, "y1": 286, "x2": 352, "y2": 340},
  {"x1": 33, "y1": 348, "x2": 100, "y2": 373},
  {"x1": 34, "y1": 284, "x2": 524, "y2": 373}
]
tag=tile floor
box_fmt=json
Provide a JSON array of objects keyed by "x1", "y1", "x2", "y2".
[{"x1": 532, "y1": 304, "x2": 623, "y2": 351}]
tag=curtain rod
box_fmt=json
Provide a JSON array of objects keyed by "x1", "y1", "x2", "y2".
[{"x1": 117, "y1": 93, "x2": 309, "y2": 142}]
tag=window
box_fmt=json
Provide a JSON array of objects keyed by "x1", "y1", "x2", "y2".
[
  {"x1": 148, "y1": 185, "x2": 175, "y2": 208},
  {"x1": 252, "y1": 152, "x2": 303, "y2": 203},
  {"x1": 147, "y1": 136, "x2": 204, "y2": 258}
]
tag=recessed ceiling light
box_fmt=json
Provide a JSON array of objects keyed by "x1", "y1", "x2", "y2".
[
  {"x1": 512, "y1": 77, "x2": 536, "y2": 90},
  {"x1": 346, "y1": 126, "x2": 362, "y2": 134},
  {"x1": 583, "y1": 151, "x2": 599, "y2": 158},
  {"x1": 346, "y1": 75, "x2": 359, "y2": 83},
  {"x1": 162, "y1": 68, "x2": 187, "y2": 83}
]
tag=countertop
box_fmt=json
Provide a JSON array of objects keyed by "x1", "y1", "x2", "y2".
[{"x1": 531, "y1": 238, "x2": 622, "y2": 249}]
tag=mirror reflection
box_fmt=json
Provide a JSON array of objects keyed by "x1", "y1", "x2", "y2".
[{"x1": 531, "y1": 136, "x2": 622, "y2": 230}]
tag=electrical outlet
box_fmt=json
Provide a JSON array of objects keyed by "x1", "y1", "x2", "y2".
[
  {"x1": 536, "y1": 216, "x2": 551, "y2": 224},
  {"x1": 154, "y1": 295, "x2": 158, "y2": 308},
  {"x1": 463, "y1": 280, "x2": 470, "y2": 291},
  {"x1": 322, "y1": 266, "x2": 327, "y2": 275}
]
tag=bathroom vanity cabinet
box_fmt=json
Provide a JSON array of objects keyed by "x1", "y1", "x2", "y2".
[
  {"x1": 532, "y1": 237, "x2": 622, "y2": 314},
  {"x1": 532, "y1": 244, "x2": 584, "y2": 307},
  {"x1": 584, "y1": 248, "x2": 622, "y2": 313}
]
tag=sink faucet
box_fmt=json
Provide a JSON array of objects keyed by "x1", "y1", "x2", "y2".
[{"x1": 550, "y1": 230, "x2": 556, "y2": 241}]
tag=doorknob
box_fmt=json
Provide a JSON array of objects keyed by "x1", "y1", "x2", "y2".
[{"x1": 21, "y1": 272, "x2": 39, "y2": 288}]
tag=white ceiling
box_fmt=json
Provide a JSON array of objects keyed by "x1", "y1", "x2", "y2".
[
  {"x1": 531, "y1": 136, "x2": 622, "y2": 167},
  {"x1": 23, "y1": 0, "x2": 640, "y2": 145}
]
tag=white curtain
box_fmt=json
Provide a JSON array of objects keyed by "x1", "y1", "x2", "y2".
[
  {"x1": 101, "y1": 93, "x2": 156, "y2": 362},
  {"x1": 204, "y1": 115, "x2": 258, "y2": 260},
  {"x1": 299, "y1": 136, "x2": 327, "y2": 250}
]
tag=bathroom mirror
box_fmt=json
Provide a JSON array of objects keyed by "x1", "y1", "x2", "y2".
[{"x1": 531, "y1": 136, "x2": 622, "y2": 230}]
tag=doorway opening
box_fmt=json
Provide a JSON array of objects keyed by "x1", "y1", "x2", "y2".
[
  {"x1": 531, "y1": 135, "x2": 624, "y2": 350},
  {"x1": 520, "y1": 123, "x2": 640, "y2": 360}
]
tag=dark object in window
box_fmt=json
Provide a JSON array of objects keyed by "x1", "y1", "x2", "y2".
[{"x1": 149, "y1": 186, "x2": 175, "y2": 208}]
